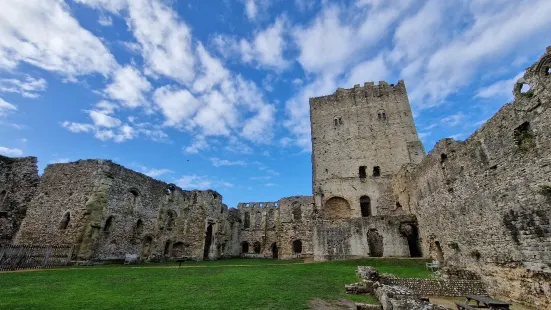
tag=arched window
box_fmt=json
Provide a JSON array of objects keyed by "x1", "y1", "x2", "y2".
[
  {"x1": 325, "y1": 197, "x2": 352, "y2": 220},
  {"x1": 103, "y1": 216, "x2": 114, "y2": 233},
  {"x1": 242, "y1": 242, "x2": 249, "y2": 253},
  {"x1": 360, "y1": 196, "x2": 371, "y2": 217},
  {"x1": 293, "y1": 240, "x2": 302, "y2": 254},
  {"x1": 166, "y1": 210, "x2": 176, "y2": 231},
  {"x1": 135, "y1": 219, "x2": 143, "y2": 237},
  {"x1": 244, "y1": 212, "x2": 250, "y2": 229},
  {"x1": 292, "y1": 202, "x2": 302, "y2": 221},
  {"x1": 333, "y1": 116, "x2": 343, "y2": 127},
  {"x1": 59, "y1": 212, "x2": 70, "y2": 230},
  {"x1": 253, "y1": 241, "x2": 261, "y2": 254},
  {"x1": 0, "y1": 190, "x2": 7, "y2": 217},
  {"x1": 128, "y1": 188, "x2": 140, "y2": 211}
]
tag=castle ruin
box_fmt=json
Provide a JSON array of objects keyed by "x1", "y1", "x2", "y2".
[{"x1": 1, "y1": 47, "x2": 550, "y2": 308}]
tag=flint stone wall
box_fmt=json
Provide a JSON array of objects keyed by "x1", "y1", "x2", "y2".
[
  {"x1": 0, "y1": 156, "x2": 39, "y2": 246},
  {"x1": 15, "y1": 159, "x2": 232, "y2": 262},
  {"x1": 391, "y1": 46, "x2": 551, "y2": 308}
]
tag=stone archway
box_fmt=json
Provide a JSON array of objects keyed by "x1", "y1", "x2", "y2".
[
  {"x1": 367, "y1": 229, "x2": 383, "y2": 257},
  {"x1": 271, "y1": 243, "x2": 278, "y2": 259},
  {"x1": 324, "y1": 197, "x2": 351, "y2": 220}
]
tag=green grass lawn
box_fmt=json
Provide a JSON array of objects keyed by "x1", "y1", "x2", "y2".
[{"x1": 0, "y1": 258, "x2": 430, "y2": 310}]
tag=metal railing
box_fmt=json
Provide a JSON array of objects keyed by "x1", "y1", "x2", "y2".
[{"x1": 0, "y1": 245, "x2": 73, "y2": 271}]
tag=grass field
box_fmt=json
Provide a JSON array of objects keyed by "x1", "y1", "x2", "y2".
[{"x1": 0, "y1": 258, "x2": 430, "y2": 310}]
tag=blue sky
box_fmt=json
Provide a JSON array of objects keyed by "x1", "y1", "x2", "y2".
[{"x1": 0, "y1": 0, "x2": 550, "y2": 208}]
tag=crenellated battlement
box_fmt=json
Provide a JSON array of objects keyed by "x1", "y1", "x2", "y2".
[
  {"x1": 237, "y1": 201, "x2": 278, "y2": 210},
  {"x1": 309, "y1": 80, "x2": 407, "y2": 105}
]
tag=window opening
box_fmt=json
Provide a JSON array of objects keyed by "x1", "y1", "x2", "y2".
[
  {"x1": 203, "y1": 224, "x2": 213, "y2": 259},
  {"x1": 242, "y1": 242, "x2": 249, "y2": 253},
  {"x1": 373, "y1": 166, "x2": 381, "y2": 177},
  {"x1": 292, "y1": 202, "x2": 302, "y2": 221},
  {"x1": 135, "y1": 219, "x2": 144, "y2": 237},
  {"x1": 253, "y1": 241, "x2": 261, "y2": 254},
  {"x1": 59, "y1": 212, "x2": 70, "y2": 230},
  {"x1": 359, "y1": 166, "x2": 367, "y2": 179},
  {"x1": 360, "y1": 196, "x2": 371, "y2": 217},
  {"x1": 244, "y1": 212, "x2": 250, "y2": 229},
  {"x1": 103, "y1": 216, "x2": 114, "y2": 233}
]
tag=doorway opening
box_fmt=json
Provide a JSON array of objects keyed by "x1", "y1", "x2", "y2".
[
  {"x1": 271, "y1": 243, "x2": 278, "y2": 259},
  {"x1": 203, "y1": 223, "x2": 213, "y2": 259}
]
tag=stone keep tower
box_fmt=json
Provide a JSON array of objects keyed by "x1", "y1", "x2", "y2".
[{"x1": 309, "y1": 81, "x2": 425, "y2": 220}]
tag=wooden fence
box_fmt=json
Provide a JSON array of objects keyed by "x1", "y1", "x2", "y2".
[{"x1": 0, "y1": 245, "x2": 73, "y2": 271}]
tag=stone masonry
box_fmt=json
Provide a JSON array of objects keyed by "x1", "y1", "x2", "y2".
[
  {"x1": 391, "y1": 47, "x2": 551, "y2": 308},
  {"x1": 2, "y1": 45, "x2": 550, "y2": 309},
  {"x1": 0, "y1": 156, "x2": 39, "y2": 247}
]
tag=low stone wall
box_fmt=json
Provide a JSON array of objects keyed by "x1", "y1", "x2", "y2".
[{"x1": 380, "y1": 277, "x2": 486, "y2": 297}]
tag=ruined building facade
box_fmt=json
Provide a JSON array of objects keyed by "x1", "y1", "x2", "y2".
[{"x1": 1, "y1": 46, "x2": 550, "y2": 308}]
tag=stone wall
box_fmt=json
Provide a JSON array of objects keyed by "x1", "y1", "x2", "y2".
[
  {"x1": 15, "y1": 160, "x2": 233, "y2": 262},
  {"x1": 236, "y1": 196, "x2": 314, "y2": 259},
  {"x1": 380, "y1": 278, "x2": 486, "y2": 297},
  {"x1": 391, "y1": 46, "x2": 551, "y2": 308},
  {"x1": 313, "y1": 215, "x2": 419, "y2": 260},
  {"x1": 0, "y1": 156, "x2": 39, "y2": 246},
  {"x1": 310, "y1": 81, "x2": 425, "y2": 219}
]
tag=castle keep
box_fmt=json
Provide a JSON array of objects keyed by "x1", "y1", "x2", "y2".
[{"x1": 1, "y1": 47, "x2": 550, "y2": 308}]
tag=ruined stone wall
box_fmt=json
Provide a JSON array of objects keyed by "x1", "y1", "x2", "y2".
[
  {"x1": 0, "y1": 156, "x2": 39, "y2": 246},
  {"x1": 236, "y1": 196, "x2": 314, "y2": 259},
  {"x1": 391, "y1": 47, "x2": 551, "y2": 308},
  {"x1": 310, "y1": 81, "x2": 425, "y2": 220},
  {"x1": 312, "y1": 215, "x2": 417, "y2": 261},
  {"x1": 16, "y1": 160, "x2": 234, "y2": 262}
]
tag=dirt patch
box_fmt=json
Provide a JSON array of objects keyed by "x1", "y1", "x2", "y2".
[
  {"x1": 309, "y1": 298, "x2": 357, "y2": 310},
  {"x1": 429, "y1": 297, "x2": 536, "y2": 310}
]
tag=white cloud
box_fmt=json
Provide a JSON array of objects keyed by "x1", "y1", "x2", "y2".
[
  {"x1": 104, "y1": 66, "x2": 152, "y2": 109},
  {"x1": 184, "y1": 136, "x2": 210, "y2": 154},
  {"x1": 0, "y1": 76, "x2": 47, "y2": 98},
  {"x1": 0, "y1": 98, "x2": 17, "y2": 116},
  {"x1": 153, "y1": 85, "x2": 200, "y2": 127},
  {"x1": 475, "y1": 72, "x2": 524, "y2": 100},
  {"x1": 98, "y1": 15, "x2": 113, "y2": 26},
  {"x1": 88, "y1": 110, "x2": 122, "y2": 128},
  {"x1": 0, "y1": 146, "x2": 23, "y2": 157},
  {"x1": 126, "y1": 0, "x2": 195, "y2": 84},
  {"x1": 50, "y1": 157, "x2": 71, "y2": 164},
  {"x1": 192, "y1": 43, "x2": 230, "y2": 93},
  {"x1": 176, "y1": 174, "x2": 212, "y2": 190},
  {"x1": 0, "y1": 0, "x2": 117, "y2": 78},
  {"x1": 241, "y1": 104, "x2": 276, "y2": 143},
  {"x1": 142, "y1": 168, "x2": 173, "y2": 178},
  {"x1": 61, "y1": 121, "x2": 94, "y2": 133},
  {"x1": 440, "y1": 112, "x2": 465, "y2": 127},
  {"x1": 343, "y1": 54, "x2": 390, "y2": 88},
  {"x1": 240, "y1": 17, "x2": 288, "y2": 70},
  {"x1": 244, "y1": 0, "x2": 257, "y2": 20},
  {"x1": 210, "y1": 158, "x2": 247, "y2": 167}
]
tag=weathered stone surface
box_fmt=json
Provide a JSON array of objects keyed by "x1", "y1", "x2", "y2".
[
  {"x1": 15, "y1": 160, "x2": 231, "y2": 262},
  {"x1": 391, "y1": 46, "x2": 551, "y2": 308},
  {"x1": 0, "y1": 156, "x2": 38, "y2": 246}
]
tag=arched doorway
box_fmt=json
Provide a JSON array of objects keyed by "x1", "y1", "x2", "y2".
[
  {"x1": 324, "y1": 197, "x2": 351, "y2": 220},
  {"x1": 367, "y1": 229, "x2": 383, "y2": 257},
  {"x1": 242, "y1": 242, "x2": 249, "y2": 254},
  {"x1": 203, "y1": 223, "x2": 213, "y2": 259},
  {"x1": 399, "y1": 223, "x2": 422, "y2": 257},
  {"x1": 164, "y1": 240, "x2": 171, "y2": 257},
  {"x1": 141, "y1": 235, "x2": 153, "y2": 259},
  {"x1": 293, "y1": 240, "x2": 302, "y2": 254},
  {"x1": 360, "y1": 196, "x2": 371, "y2": 217},
  {"x1": 271, "y1": 243, "x2": 278, "y2": 259}
]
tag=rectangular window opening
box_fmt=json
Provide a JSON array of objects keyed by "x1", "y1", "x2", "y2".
[
  {"x1": 373, "y1": 166, "x2": 381, "y2": 177},
  {"x1": 359, "y1": 166, "x2": 367, "y2": 179}
]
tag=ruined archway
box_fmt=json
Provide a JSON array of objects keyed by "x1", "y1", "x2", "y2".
[
  {"x1": 271, "y1": 242, "x2": 278, "y2": 259},
  {"x1": 203, "y1": 223, "x2": 213, "y2": 259},
  {"x1": 324, "y1": 197, "x2": 351, "y2": 220},
  {"x1": 172, "y1": 242, "x2": 185, "y2": 258},
  {"x1": 399, "y1": 223, "x2": 422, "y2": 257},
  {"x1": 360, "y1": 196, "x2": 371, "y2": 217},
  {"x1": 141, "y1": 235, "x2": 153, "y2": 259},
  {"x1": 367, "y1": 229, "x2": 383, "y2": 257}
]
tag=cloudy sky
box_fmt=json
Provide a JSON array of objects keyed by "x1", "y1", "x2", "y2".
[{"x1": 0, "y1": 0, "x2": 549, "y2": 207}]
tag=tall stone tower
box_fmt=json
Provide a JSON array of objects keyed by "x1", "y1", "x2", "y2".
[{"x1": 309, "y1": 81, "x2": 425, "y2": 220}]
